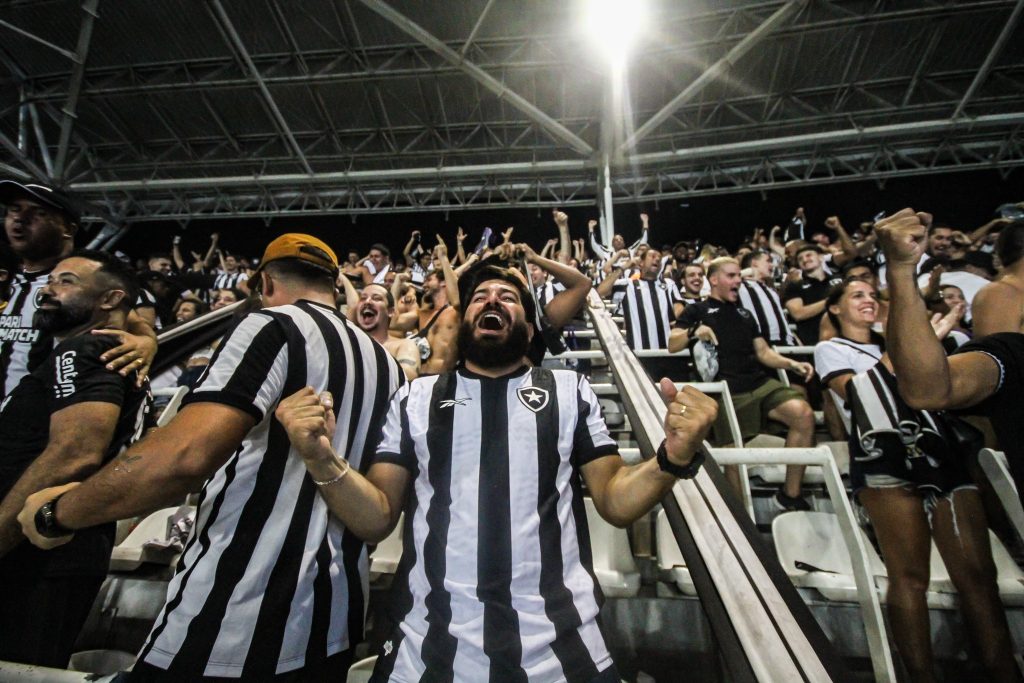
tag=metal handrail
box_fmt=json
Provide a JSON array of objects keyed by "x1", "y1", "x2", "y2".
[
  {"x1": 978, "y1": 448, "x2": 1024, "y2": 543},
  {"x1": 586, "y1": 291, "x2": 858, "y2": 683}
]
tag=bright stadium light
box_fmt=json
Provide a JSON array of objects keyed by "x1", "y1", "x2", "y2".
[{"x1": 584, "y1": 0, "x2": 647, "y2": 68}]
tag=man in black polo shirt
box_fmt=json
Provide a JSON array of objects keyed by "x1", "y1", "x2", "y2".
[
  {"x1": 782, "y1": 244, "x2": 843, "y2": 345},
  {"x1": 670, "y1": 257, "x2": 816, "y2": 510},
  {"x1": 0, "y1": 250, "x2": 150, "y2": 667}
]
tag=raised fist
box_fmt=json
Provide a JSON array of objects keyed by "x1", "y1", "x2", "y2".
[
  {"x1": 552, "y1": 210, "x2": 569, "y2": 228},
  {"x1": 587, "y1": 219, "x2": 598, "y2": 231},
  {"x1": 876, "y1": 208, "x2": 932, "y2": 269}
]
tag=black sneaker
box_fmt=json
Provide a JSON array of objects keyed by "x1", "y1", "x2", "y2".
[{"x1": 774, "y1": 489, "x2": 811, "y2": 512}]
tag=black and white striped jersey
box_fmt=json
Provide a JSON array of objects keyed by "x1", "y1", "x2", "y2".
[
  {"x1": 0, "y1": 267, "x2": 56, "y2": 401},
  {"x1": 616, "y1": 277, "x2": 680, "y2": 350},
  {"x1": 370, "y1": 366, "x2": 618, "y2": 683},
  {"x1": 408, "y1": 262, "x2": 432, "y2": 286},
  {"x1": 738, "y1": 280, "x2": 796, "y2": 346},
  {"x1": 535, "y1": 279, "x2": 566, "y2": 313},
  {"x1": 212, "y1": 270, "x2": 249, "y2": 291},
  {"x1": 137, "y1": 300, "x2": 402, "y2": 679}
]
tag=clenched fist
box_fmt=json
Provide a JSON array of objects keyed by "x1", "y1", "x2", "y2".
[
  {"x1": 876, "y1": 208, "x2": 933, "y2": 268},
  {"x1": 275, "y1": 387, "x2": 337, "y2": 465},
  {"x1": 658, "y1": 380, "x2": 718, "y2": 466}
]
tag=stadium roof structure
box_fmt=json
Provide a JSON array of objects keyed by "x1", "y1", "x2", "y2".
[{"x1": 0, "y1": 0, "x2": 1022, "y2": 230}]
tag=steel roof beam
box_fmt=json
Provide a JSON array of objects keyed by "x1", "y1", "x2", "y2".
[
  {"x1": 206, "y1": 0, "x2": 313, "y2": 174},
  {"x1": 0, "y1": 127, "x2": 51, "y2": 183},
  {"x1": 620, "y1": 0, "x2": 805, "y2": 154},
  {"x1": 66, "y1": 112, "x2": 1024, "y2": 193},
  {"x1": 53, "y1": 0, "x2": 99, "y2": 182},
  {"x1": 356, "y1": 0, "x2": 594, "y2": 156},
  {"x1": 952, "y1": 0, "x2": 1024, "y2": 118},
  {"x1": 85, "y1": 136, "x2": 1023, "y2": 223},
  {"x1": 460, "y1": 0, "x2": 497, "y2": 57},
  {"x1": 0, "y1": 19, "x2": 77, "y2": 61},
  {"x1": 14, "y1": 1, "x2": 1018, "y2": 101}
]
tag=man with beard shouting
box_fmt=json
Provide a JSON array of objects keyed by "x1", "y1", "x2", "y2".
[
  {"x1": 274, "y1": 257, "x2": 719, "y2": 682},
  {"x1": 0, "y1": 250, "x2": 150, "y2": 667}
]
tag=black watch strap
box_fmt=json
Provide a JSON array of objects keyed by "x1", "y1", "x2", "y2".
[
  {"x1": 656, "y1": 440, "x2": 705, "y2": 479},
  {"x1": 34, "y1": 493, "x2": 72, "y2": 539}
]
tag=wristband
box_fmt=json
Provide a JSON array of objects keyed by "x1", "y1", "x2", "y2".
[
  {"x1": 34, "y1": 493, "x2": 73, "y2": 539},
  {"x1": 656, "y1": 440, "x2": 706, "y2": 479}
]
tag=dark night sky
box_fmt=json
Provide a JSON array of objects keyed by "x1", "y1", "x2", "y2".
[{"x1": 114, "y1": 168, "x2": 1021, "y2": 262}]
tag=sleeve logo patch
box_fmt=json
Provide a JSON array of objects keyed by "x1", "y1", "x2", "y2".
[{"x1": 54, "y1": 350, "x2": 78, "y2": 398}]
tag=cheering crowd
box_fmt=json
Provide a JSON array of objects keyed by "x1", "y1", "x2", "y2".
[{"x1": 0, "y1": 177, "x2": 1022, "y2": 682}]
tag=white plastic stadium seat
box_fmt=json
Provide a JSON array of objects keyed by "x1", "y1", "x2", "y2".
[
  {"x1": 655, "y1": 509, "x2": 696, "y2": 596},
  {"x1": 369, "y1": 513, "x2": 404, "y2": 580},
  {"x1": 109, "y1": 505, "x2": 195, "y2": 571},
  {"x1": 777, "y1": 511, "x2": 1024, "y2": 608},
  {"x1": 157, "y1": 385, "x2": 190, "y2": 427},
  {"x1": 773, "y1": 511, "x2": 886, "y2": 602},
  {"x1": 890, "y1": 533, "x2": 1024, "y2": 608},
  {"x1": 346, "y1": 655, "x2": 377, "y2": 683},
  {"x1": 584, "y1": 497, "x2": 640, "y2": 598}
]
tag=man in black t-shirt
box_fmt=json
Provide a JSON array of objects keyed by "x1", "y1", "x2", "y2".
[
  {"x1": 671, "y1": 258, "x2": 816, "y2": 510},
  {"x1": 878, "y1": 209, "x2": 1024, "y2": 504},
  {"x1": 0, "y1": 250, "x2": 150, "y2": 668},
  {"x1": 782, "y1": 245, "x2": 843, "y2": 345},
  {"x1": 0, "y1": 180, "x2": 158, "y2": 399}
]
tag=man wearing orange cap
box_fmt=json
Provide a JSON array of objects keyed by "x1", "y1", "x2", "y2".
[{"x1": 18, "y1": 233, "x2": 404, "y2": 681}]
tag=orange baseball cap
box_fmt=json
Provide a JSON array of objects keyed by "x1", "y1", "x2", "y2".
[{"x1": 255, "y1": 233, "x2": 339, "y2": 275}]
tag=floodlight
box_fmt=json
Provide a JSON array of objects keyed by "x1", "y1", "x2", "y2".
[{"x1": 584, "y1": 0, "x2": 646, "y2": 67}]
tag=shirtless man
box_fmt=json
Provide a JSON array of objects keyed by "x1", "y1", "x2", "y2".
[
  {"x1": 340, "y1": 277, "x2": 419, "y2": 380},
  {"x1": 971, "y1": 221, "x2": 1024, "y2": 336}
]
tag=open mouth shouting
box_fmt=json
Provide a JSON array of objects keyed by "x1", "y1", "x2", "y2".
[
  {"x1": 475, "y1": 306, "x2": 509, "y2": 336},
  {"x1": 358, "y1": 304, "x2": 381, "y2": 328}
]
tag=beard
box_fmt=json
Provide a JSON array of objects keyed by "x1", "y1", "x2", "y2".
[
  {"x1": 33, "y1": 296, "x2": 92, "y2": 333},
  {"x1": 456, "y1": 307, "x2": 530, "y2": 369}
]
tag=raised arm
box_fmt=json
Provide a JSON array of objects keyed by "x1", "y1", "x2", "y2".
[
  {"x1": 877, "y1": 208, "x2": 1002, "y2": 409},
  {"x1": 553, "y1": 210, "x2": 571, "y2": 265},
  {"x1": 629, "y1": 213, "x2": 650, "y2": 252},
  {"x1": 582, "y1": 382, "x2": 716, "y2": 527},
  {"x1": 768, "y1": 225, "x2": 786, "y2": 258},
  {"x1": 589, "y1": 219, "x2": 612, "y2": 262},
  {"x1": 172, "y1": 235, "x2": 186, "y2": 271},
  {"x1": 520, "y1": 243, "x2": 591, "y2": 327},
  {"x1": 827, "y1": 216, "x2": 858, "y2": 268},
  {"x1": 435, "y1": 236, "x2": 460, "y2": 311},
  {"x1": 403, "y1": 230, "x2": 420, "y2": 266},
  {"x1": 454, "y1": 227, "x2": 467, "y2": 266},
  {"x1": 203, "y1": 233, "x2": 219, "y2": 268}
]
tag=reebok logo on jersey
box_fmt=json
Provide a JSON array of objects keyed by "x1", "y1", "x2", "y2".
[
  {"x1": 439, "y1": 397, "x2": 470, "y2": 408},
  {"x1": 707, "y1": 307, "x2": 719, "y2": 314},
  {"x1": 54, "y1": 350, "x2": 78, "y2": 398},
  {"x1": 516, "y1": 386, "x2": 549, "y2": 413},
  {"x1": 383, "y1": 640, "x2": 394, "y2": 656}
]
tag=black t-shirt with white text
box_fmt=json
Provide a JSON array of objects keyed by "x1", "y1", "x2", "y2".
[
  {"x1": 0, "y1": 333, "x2": 150, "y2": 578},
  {"x1": 675, "y1": 299, "x2": 768, "y2": 393}
]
